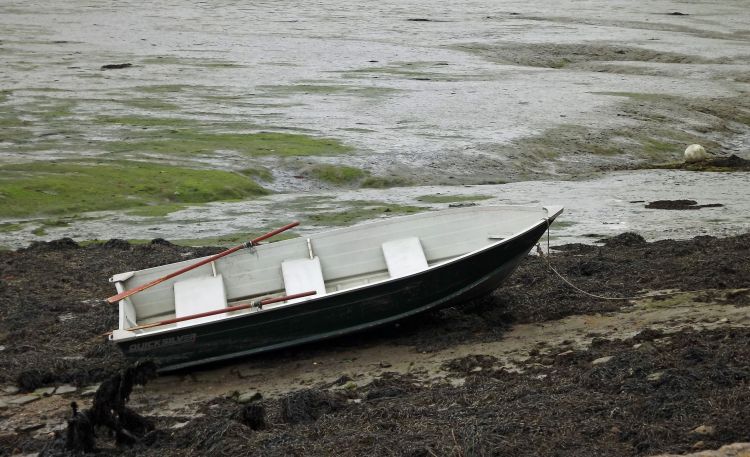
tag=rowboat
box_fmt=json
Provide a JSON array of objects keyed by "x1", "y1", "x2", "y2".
[{"x1": 108, "y1": 204, "x2": 563, "y2": 371}]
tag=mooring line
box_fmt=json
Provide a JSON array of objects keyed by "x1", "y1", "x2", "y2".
[{"x1": 538, "y1": 217, "x2": 685, "y2": 301}]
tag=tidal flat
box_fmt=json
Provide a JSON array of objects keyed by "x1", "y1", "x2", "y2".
[{"x1": 0, "y1": 0, "x2": 749, "y2": 245}]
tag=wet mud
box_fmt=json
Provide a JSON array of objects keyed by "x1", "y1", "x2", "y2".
[{"x1": 1, "y1": 232, "x2": 749, "y2": 455}]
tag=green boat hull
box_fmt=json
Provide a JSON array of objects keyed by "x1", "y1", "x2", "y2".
[{"x1": 116, "y1": 220, "x2": 551, "y2": 371}]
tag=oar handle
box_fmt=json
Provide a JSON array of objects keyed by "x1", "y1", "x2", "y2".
[
  {"x1": 106, "y1": 221, "x2": 300, "y2": 304},
  {"x1": 121, "y1": 290, "x2": 317, "y2": 332}
]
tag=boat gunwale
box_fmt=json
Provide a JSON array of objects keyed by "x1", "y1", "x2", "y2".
[{"x1": 111, "y1": 205, "x2": 562, "y2": 342}]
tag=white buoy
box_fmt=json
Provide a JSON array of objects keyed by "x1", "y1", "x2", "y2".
[{"x1": 684, "y1": 144, "x2": 709, "y2": 163}]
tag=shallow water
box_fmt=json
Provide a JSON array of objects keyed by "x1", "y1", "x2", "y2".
[{"x1": 2, "y1": 169, "x2": 748, "y2": 248}]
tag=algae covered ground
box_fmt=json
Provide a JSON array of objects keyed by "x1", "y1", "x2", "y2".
[{"x1": 0, "y1": 160, "x2": 267, "y2": 218}]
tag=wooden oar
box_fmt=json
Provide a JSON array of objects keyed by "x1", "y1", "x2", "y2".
[
  {"x1": 122, "y1": 290, "x2": 316, "y2": 332},
  {"x1": 106, "y1": 221, "x2": 300, "y2": 304}
]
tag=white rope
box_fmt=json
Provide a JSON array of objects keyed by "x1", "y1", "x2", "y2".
[{"x1": 538, "y1": 217, "x2": 685, "y2": 301}]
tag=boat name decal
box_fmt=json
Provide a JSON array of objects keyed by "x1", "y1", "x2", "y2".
[{"x1": 127, "y1": 333, "x2": 196, "y2": 353}]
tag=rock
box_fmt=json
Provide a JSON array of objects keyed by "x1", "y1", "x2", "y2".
[
  {"x1": 101, "y1": 63, "x2": 133, "y2": 70},
  {"x1": 636, "y1": 342, "x2": 658, "y2": 354},
  {"x1": 692, "y1": 425, "x2": 716, "y2": 436},
  {"x1": 692, "y1": 441, "x2": 705, "y2": 450},
  {"x1": 2, "y1": 385, "x2": 20, "y2": 395},
  {"x1": 343, "y1": 381, "x2": 358, "y2": 390},
  {"x1": 33, "y1": 387, "x2": 55, "y2": 397},
  {"x1": 54, "y1": 385, "x2": 77, "y2": 395},
  {"x1": 170, "y1": 421, "x2": 190, "y2": 429},
  {"x1": 592, "y1": 356, "x2": 613, "y2": 365},
  {"x1": 236, "y1": 369, "x2": 259, "y2": 379},
  {"x1": 378, "y1": 361, "x2": 392, "y2": 368},
  {"x1": 647, "y1": 371, "x2": 666, "y2": 382},
  {"x1": 556, "y1": 350, "x2": 575, "y2": 358},
  {"x1": 8, "y1": 395, "x2": 39, "y2": 405},
  {"x1": 237, "y1": 391, "x2": 263, "y2": 404},
  {"x1": 0, "y1": 398, "x2": 9, "y2": 409},
  {"x1": 651, "y1": 442, "x2": 750, "y2": 456},
  {"x1": 684, "y1": 144, "x2": 709, "y2": 163},
  {"x1": 471, "y1": 366, "x2": 483, "y2": 372},
  {"x1": 16, "y1": 423, "x2": 45, "y2": 433}
]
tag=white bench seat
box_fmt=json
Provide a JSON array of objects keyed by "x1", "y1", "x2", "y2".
[
  {"x1": 381, "y1": 237, "x2": 428, "y2": 279},
  {"x1": 173, "y1": 275, "x2": 228, "y2": 327},
  {"x1": 280, "y1": 257, "x2": 327, "y2": 305}
]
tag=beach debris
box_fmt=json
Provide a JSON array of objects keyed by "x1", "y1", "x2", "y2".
[
  {"x1": 64, "y1": 361, "x2": 157, "y2": 452},
  {"x1": 237, "y1": 403, "x2": 266, "y2": 430}
]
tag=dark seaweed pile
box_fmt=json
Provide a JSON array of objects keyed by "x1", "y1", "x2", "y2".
[
  {"x1": 1, "y1": 233, "x2": 749, "y2": 456},
  {"x1": 50, "y1": 327, "x2": 748, "y2": 457}
]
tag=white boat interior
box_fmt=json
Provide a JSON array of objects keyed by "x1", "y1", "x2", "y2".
[{"x1": 110, "y1": 205, "x2": 562, "y2": 340}]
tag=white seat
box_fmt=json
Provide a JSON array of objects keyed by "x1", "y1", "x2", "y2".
[
  {"x1": 280, "y1": 257, "x2": 326, "y2": 305},
  {"x1": 173, "y1": 275, "x2": 228, "y2": 327},
  {"x1": 381, "y1": 237, "x2": 428, "y2": 279}
]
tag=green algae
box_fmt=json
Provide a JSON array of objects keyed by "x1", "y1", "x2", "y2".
[
  {"x1": 309, "y1": 164, "x2": 367, "y2": 185},
  {"x1": 305, "y1": 202, "x2": 425, "y2": 226},
  {"x1": 96, "y1": 116, "x2": 202, "y2": 128},
  {"x1": 0, "y1": 223, "x2": 23, "y2": 233},
  {"x1": 238, "y1": 166, "x2": 274, "y2": 182},
  {"x1": 105, "y1": 130, "x2": 352, "y2": 157},
  {"x1": 416, "y1": 194, "x2": 492, "y2": 204},
  {"x1": 119, "y1": 98, "x2": 180, "y2": 111},
  {"x1": 361, "y1": 175, "x2": 412, "y2": 188},
  {"x1": 0, "y1": 160, "x2": 268, "y2": 218},
  {"x1": 127, "y1": 204, "x2": 188, "y2": 217},
  {"x1": 141, "y1": 56, "x2": 242, "y2": 68},
  {"x1": 258, "y1": 84, "x2": 398, "y2": 98}
]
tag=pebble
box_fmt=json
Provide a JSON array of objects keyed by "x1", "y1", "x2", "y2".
[
  {"x1": 592, "y1": 356, "x2": 613, "y2": 365},
  {"x1": 648, "y1": 372, "x2": 666, "y2": 382},
  {"x1": 692, "y1": 425, "x2": 716, "y2": 436}
]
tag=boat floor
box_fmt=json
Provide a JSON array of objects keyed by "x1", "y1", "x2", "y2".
[{"x1": 133, "y1": 256, "x2": 458, "y2": 330}]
